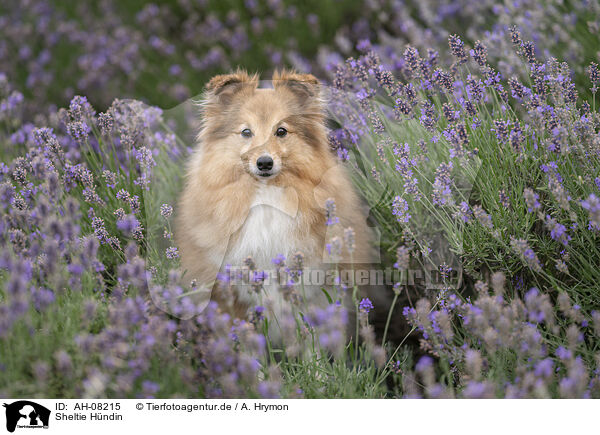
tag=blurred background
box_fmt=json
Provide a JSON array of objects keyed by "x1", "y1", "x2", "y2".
[{"x1": 2, "y1": 0, "x2": 598, "y2": 118}]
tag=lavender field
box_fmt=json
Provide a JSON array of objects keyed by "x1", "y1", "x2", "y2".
[{"x1": 1, "y1": 0, "x2": 600, "y2": 399}]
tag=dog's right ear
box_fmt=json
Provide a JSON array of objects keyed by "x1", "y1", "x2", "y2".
[
  {"x1": 198, "y1": 70, "x2": 258, "y2": 139},
  {"x1": 203, "y1": 70, "x2": 259, "y2": 107},
  {"x1": 205, "y1": 70, "x2": 258, "y2": 93}
]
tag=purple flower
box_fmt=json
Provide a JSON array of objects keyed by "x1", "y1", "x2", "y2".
[
  {"x1": 457, "y1": 201, "x2": 472, "y2": 223},
  {"x1": 545, "y1": 215, "x2": 571, "y2": 246},
  {"x1": 581, "y1": 194, "x2": 600, "y2": 229},
  {"x1": 249, "y1": 306, "x2": 266, "y2": 324},
  {"x1": 392, "y1": 195, "x2": 411, "y2": 223},
  {"x1": 415, "y1": 355, "x2": 433, "y2": 372},
  {"x1": 523, "y1": 188, "x2": 541, "y2": 212},
  {"x1": 271, "y1": 254, "x2": 285, "y2": 266},
  {"x1": 462, "y1": 381, "x2": 494, "y2": 399},
  {"x1": 432, "y1": 162, "x2": 453, "y2": 206},
  {"x1": 466, "y1": 75, "x2": 484, "y2": 103},
  {"x1": 470, "y1": 40, "x2": 487, "y2": 66},
  {"x1": 68, "y1": 95, "x2": 95, "y2": 121},
  {"x1": 472, "y1": 205, "x2": 493, "y2": 229},
  {"x1": 135, "y1": 147, "x2": 156, "y2": 170},
  {"x1": 448, "y1": 35, "x2": 467, "y2": 64},
  {"x1": 98, "y1": 112, "x2": 113, "y2": 135},
  {"x1": 534, "y1": 358, "x2": 554, "y2": 378},
  {"x1": 492, "y1": 119, "x2": 510, "y2": 143},
  {"x1": 324, "y1": 198, "x2": 339, "y2": 226},
  {"x1": 555, "y1": 346, "x2": 572, "y2": 360},
  {"x1": 358, "y1": 298, "x2": 374, "y2": 314},
  {"x1": 166, "y1": 247, "x2": 179, "y2": 259},
  {"x1": 160, "y1": 204, "x2": 173, "y2": 218},
  {"x1": 510, "y1": 238, "x2": 542, "y2": 272},
  {"x1": 116, "y1": 214, "x2": 142, "y2": 235},
  {"x1": 403, "y1": 46, "x2": 421, "y2": 76},
  {"x1": 588, "y1": 62, "x2": 599, "y2": 93}
]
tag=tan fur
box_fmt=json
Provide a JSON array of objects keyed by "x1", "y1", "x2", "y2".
[{"x1": 176, "y1": 69, "x2": 373, "y2": 318}]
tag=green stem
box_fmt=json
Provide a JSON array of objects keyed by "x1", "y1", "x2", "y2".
[{"x1": 382, "y1": 284, "x2": 401, "y2": 347}]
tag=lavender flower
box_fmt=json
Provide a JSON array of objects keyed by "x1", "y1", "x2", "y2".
[
  {"x1": 392, "y1": 196, "x2": 411, "y2": 223},
  {"x1": 587, "y1": 62, "x2": 599, "y2": 93},
  {"x1": 116, "y1": 214, "x2": 142, "y2": 237},
  {"x1": 492, "y1": 120, "x2": 510, "y2": 144},
  {"x1": 324, "y1": 198, "x2": 339, "y2": 226},
  {"x1": 581, "y1": 194, "x2": 600, "y2": 229},
  {"x1": 343, "y1": 227, "x2": 355, "y2": 253},
  {"x1": 326, "y1": 236, "x2": 343, "y2": 260},
  {"x1": 358, "y1": 298, "x2": 374, "y2": 314},
  {"x1": 456, "y1": 201, "x2": 472, "y2": 223},
  {"x1": 394, "y1": 246, "x2": 410, "y2": 271},
  {"x1": 510, "y1": 237, "x2": 542, "y2": 272},
  {"x1": 470, "y1": 40, "x2": 487, "y2": 66},
  {"x1": 160, "y1": 204, "x2": 173, "y2": 219},
  {"x1": 523, "y1": 188, "x2": 541, "y2": 212},
  {"x1": 472, "y1": 205, "x2": 493, "y2": 229},
  {"x1": 432, "y1": 162, "x2": 453, "y2": 206},
  {"x1": 545, "y1": 215, "x2": 571, "y2": 246},
  {"x1": 448, "y1": 35, "x2": 468, "y2": 65},
  {"x1": 98, "y1": 112, "x2": 114, "y2": 135}
]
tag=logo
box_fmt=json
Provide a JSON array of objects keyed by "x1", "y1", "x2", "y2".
[{"x1": 3, "y1": 401, "x2": 50, "y2": 433}]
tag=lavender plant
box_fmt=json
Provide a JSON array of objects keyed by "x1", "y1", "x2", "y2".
[{"x1": 327, "y1": 29, "x2": 600, "y2": 397}]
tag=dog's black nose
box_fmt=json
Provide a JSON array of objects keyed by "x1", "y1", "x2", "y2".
[{"x1": 256, "y1": 155, "x2": 274, "y2": 171}]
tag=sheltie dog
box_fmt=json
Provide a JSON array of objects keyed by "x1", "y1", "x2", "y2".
[{"x1": 176, "y1": 69, "x2": 376, "y2": 325}]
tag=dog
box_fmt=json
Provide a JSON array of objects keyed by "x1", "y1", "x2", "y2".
[{"x1": 176, "y1": 69, "x2": 376, "y2": 327}]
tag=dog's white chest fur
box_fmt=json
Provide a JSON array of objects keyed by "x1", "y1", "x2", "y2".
[
  {"x1": 227, "y1": 184, "x2": 302, "y2": 267},
  {"x1": 225, "y1": 184, "x2": 323, "y2": 321}
]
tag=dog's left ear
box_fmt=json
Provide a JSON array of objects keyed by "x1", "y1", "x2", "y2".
[{"x1": 272, "y1": 69, "x2": 321, "y2": 105}]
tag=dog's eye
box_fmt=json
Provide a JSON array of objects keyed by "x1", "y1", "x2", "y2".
[
  {"x1": 275, "y1": 127, "x2": 287, "y2": 137},
  {"x1": 241, "y1": 128, "x2": 252, "y2": 138}
]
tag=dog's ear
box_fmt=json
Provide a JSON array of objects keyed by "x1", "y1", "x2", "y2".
[
  {"x1": 204, "y1": 70, "x2": 259, "y2": 106},
  {"x1": 272, "y1": 69, "x2": 321, "y2": 105},
  {"x1": 206, "y1": 70, "x2": 258, "y2": 93}
]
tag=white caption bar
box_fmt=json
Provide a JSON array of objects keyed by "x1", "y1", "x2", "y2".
[{"x1": 0, "y1": 399, "x2": 594, "y2": 434}]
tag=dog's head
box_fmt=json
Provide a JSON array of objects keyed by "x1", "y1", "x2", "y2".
[{"x1": 198, "y1": 69, "x2": 331, "y2": 184}]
